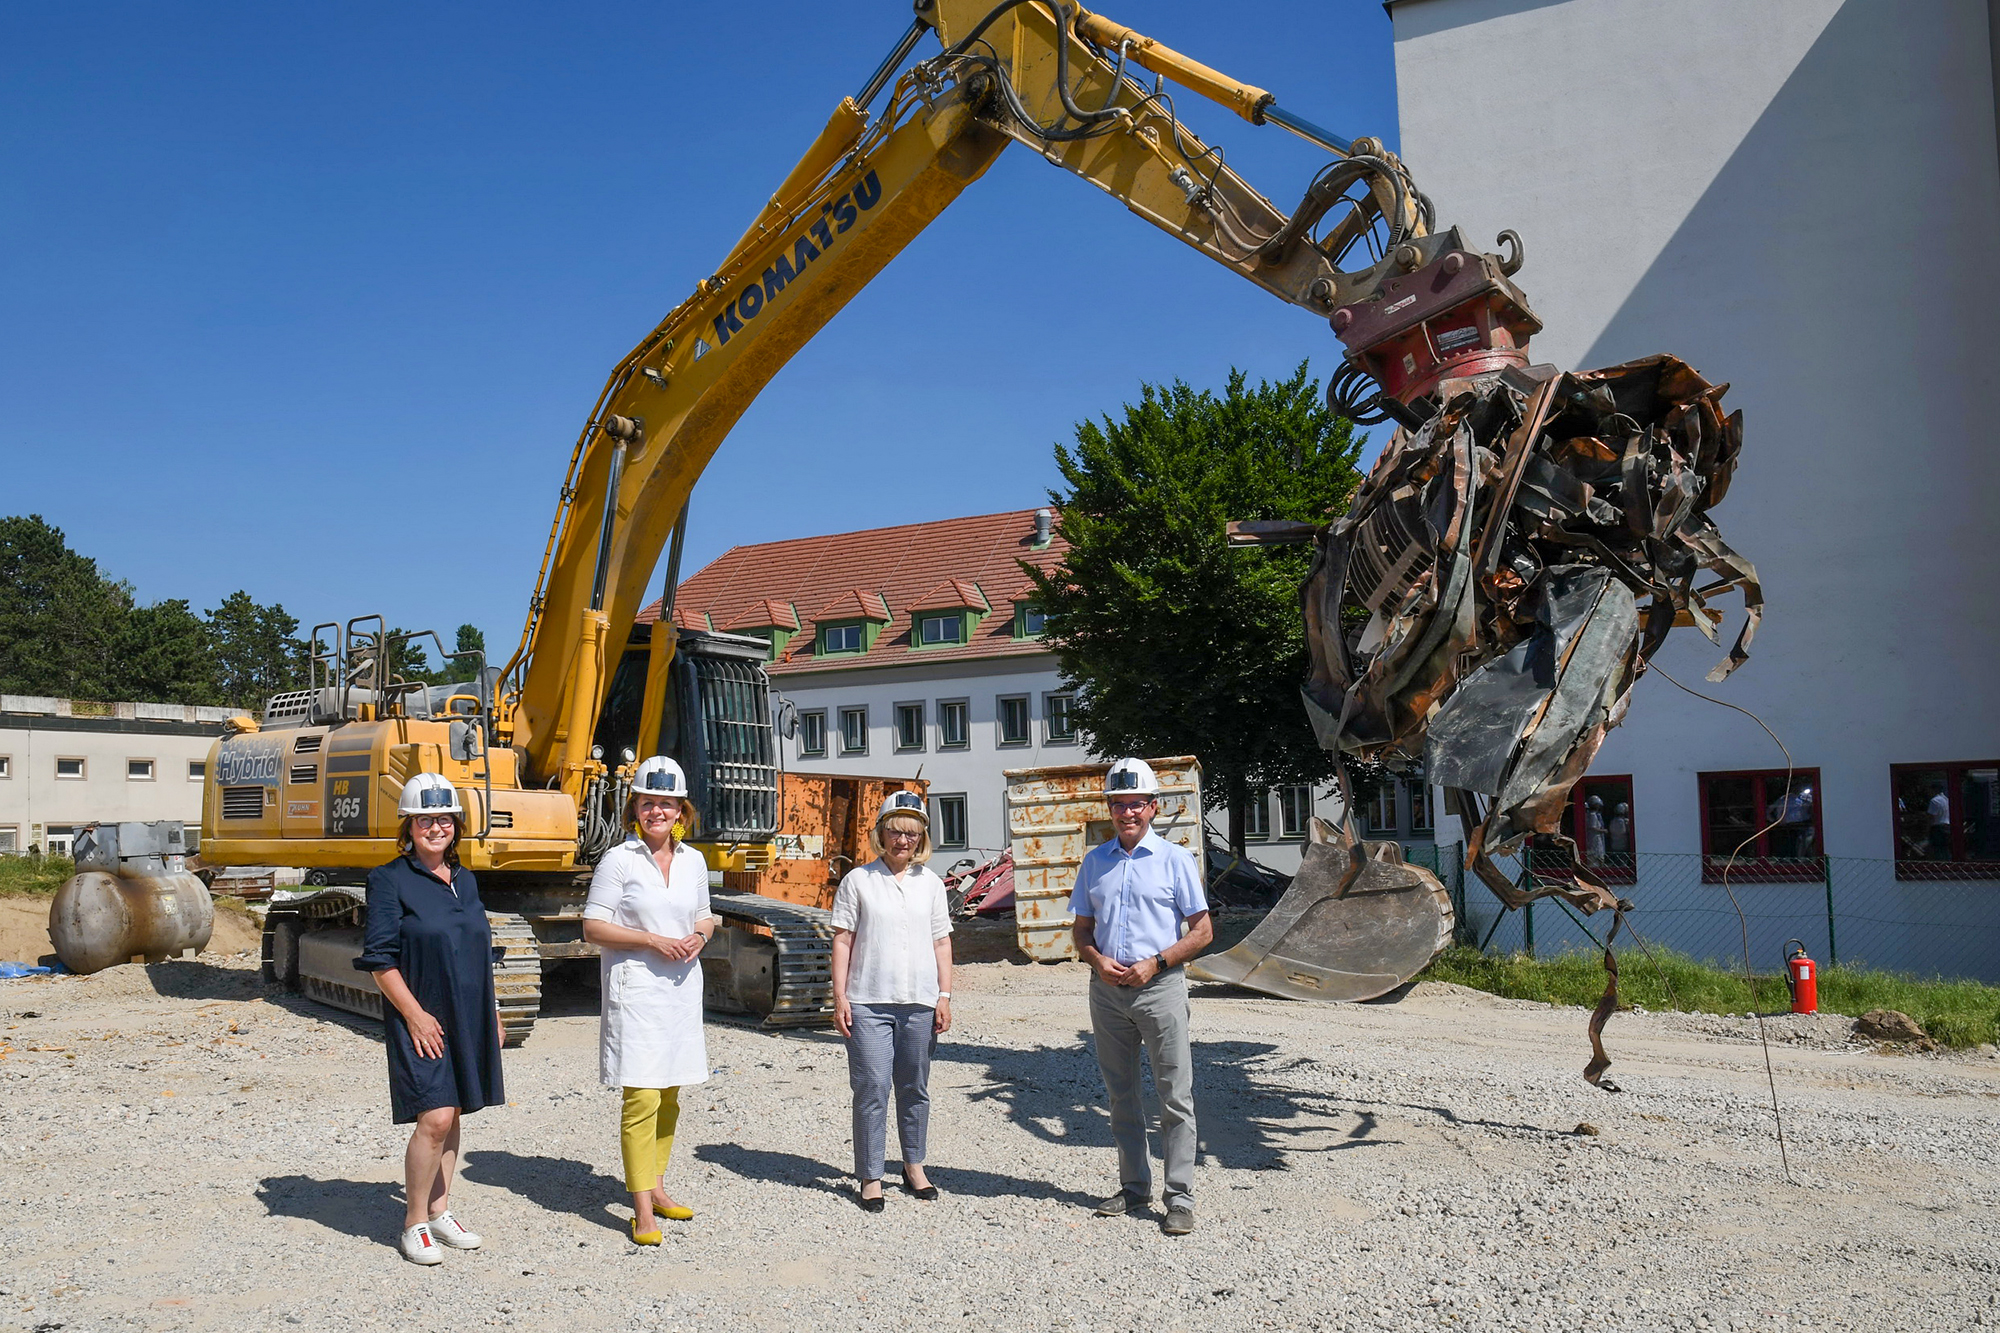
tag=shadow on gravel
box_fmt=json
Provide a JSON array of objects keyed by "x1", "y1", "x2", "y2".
[
  {"x1": 461, "y1": 1151, "x2": 628, "y2": 1233},
  {"x1": 937, "y1": 1032, "x2": 1404, "y2": 1171},
  {"x1": 256, "y1": 1174, "x2": 401, "y2": 1242},
  {"x1": 693, "y1": 1143, "x2": 846, "y2": 1193},
  {"x1": 692, "y1": 1143, "x2": 1099, "y2": 1208}
]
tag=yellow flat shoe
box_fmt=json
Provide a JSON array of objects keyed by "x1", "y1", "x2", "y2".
[
  {"x1": 631, "y1": 1217, "x2": 662, "y2": 1246},
  {"x1": 660, "y1": 1204, "x2": 694, "y2": 1222}
]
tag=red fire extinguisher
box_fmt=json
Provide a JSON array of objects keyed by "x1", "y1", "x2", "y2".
[{"x1": 1784, "y1": 939, "x2": 1818, "y2": 1014}]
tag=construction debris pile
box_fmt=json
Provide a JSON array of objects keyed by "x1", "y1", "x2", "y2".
[{"x1": 1303, "y1": 354, "x2": 1758, "y2": 908}]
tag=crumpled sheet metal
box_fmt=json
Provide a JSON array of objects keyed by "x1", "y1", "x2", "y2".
[{"x1": 1302, "y1": 354, "x2": 1757, "y2": 914}]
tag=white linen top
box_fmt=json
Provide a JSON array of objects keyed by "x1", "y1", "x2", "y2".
[
  {"x1": 583, "y1": 836, "x2": 714, "y2": 1089},
  {"x1": 831, "y1": 858, "x2": 953, "y2": 1007}
]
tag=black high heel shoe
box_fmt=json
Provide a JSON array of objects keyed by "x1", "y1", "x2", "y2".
[
  {"x1": 900, "y1": 1175, "x2": 939, "y2": 1201},
  {"x1": 857, "y1": 1184, "x2": 886, "y2": 1213}
]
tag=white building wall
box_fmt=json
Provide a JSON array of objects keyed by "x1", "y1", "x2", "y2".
[
  {"x1": 1392, "y1": 0, "x2": 2000, "y2": 965},
  {"x1": 773, "y1": 658, "x2": 1380, "y2": 876},
  {"x1": 775, "y1": 657, "x2": 1073, "y2": 862},
  {"x1": 0, "y1": 722, "x2": 220, "y2": 853}
]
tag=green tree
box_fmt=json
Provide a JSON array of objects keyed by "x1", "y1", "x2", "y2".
[
  {"x1": 0, "y1": 515, "x2": 131, "y2": 699},
  {"x1": 1027, "y1": 364, "x2": 1365, "y2": 854},
  {"x1": 118, "y1": 599, "x2": 220, "y2": 704},
  {"x1": 446, "y1": 623, "x2": 487, "y2": 683},
  {"x1": 205, "y1": 591, "x2": 307, "y2": 710}
]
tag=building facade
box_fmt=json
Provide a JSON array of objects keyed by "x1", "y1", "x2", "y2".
[
  {"x1": 1389, "y1": 0, "x2": 2000, "y2": 971},
  {"x1": 0, "y1": 696, "x2": 238, "y2": 854},
  {"x1": 648, "y1": 508, "x2": 1398, "y2": 872}
]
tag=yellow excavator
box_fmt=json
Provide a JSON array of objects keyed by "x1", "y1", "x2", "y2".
[{"x1": 182, "y1": 1, "x2": 1713, "y2": 1044}]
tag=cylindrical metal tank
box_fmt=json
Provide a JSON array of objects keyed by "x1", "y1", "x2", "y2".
[{"x1": 49, "y1": 872, "x2": 215, "y2": 974}]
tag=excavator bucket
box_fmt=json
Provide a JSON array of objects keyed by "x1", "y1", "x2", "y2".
[{"x1": 1188, "y1": 823, "x2": 1454, "y2": 1002}]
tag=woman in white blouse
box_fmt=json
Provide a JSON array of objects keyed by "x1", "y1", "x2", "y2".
[
  {"x1": 581, "y1": 756, "x2": 716, "y2": 1244},
  {"x1": 830, "y1": 790, "x2": 954, "y2": 1212}
]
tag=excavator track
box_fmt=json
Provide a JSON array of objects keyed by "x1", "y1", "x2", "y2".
[
  {"x1": 487, "y1": 911, "x2": 543, "y2": 1047},
  {"x1": 707, "y1": 892, "x2": 834, "y2": 1027}
]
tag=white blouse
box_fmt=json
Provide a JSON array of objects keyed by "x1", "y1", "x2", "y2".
[
  {"x1": 831, "y1": 858, "x2": 953, "y2": 1007},
  {"x1": 583, "y1": 837, "x2": 714, "y2": 1089}
]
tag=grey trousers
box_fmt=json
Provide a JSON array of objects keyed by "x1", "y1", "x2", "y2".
[
  {"x1": 846, "y1": 1002, "x2": 935, "y2": 1181},
  {"x1": 1089, "y1": 968, "x2": 1196, "y2": 1211}
]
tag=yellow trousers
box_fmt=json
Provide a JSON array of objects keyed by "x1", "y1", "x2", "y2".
[{"x1": 620, "y1": 1086, "x2": 681, "y2": 1193}]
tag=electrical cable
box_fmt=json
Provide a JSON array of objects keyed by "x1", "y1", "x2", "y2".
[{"x1": 1650, "y1": 661, "x2": 1797, "y2": 1185}]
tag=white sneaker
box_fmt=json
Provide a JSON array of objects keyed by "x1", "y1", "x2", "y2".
[
  {"x1": 427, "y1": 1210, "x2": 482, "y2": 1250},
  {"x1": 399, "y1": 1222, "x2": 444, "y2": 1265}
]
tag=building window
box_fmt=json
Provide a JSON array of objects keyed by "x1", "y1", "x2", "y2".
[
  {"x1": 1279, "y1": 785, "x2": 1313, "y2": 839},
  {"x1": 917, "y1": 613, "x2": 963, "y2": 646},
  {"x1": 55, "y1": 757, "x2": 85, "y2": 780},
  {"x1": 935, "y1": 794, "x2": 968, "y2": 850},
  {"x1": 894, "y1": 702, "x2": 925, "y2": 752},
  {"x1": 998, "y1": 695, "x2": 1030, "y2": 747},
  {"x1": 938, "y1": 700, "x2": 969, "y2": 750},
  {"x1": 1365, "y1": 784, "x2": 1397, "y2": 836},
  {"x1": 127, "y1": 758, "x2": 156, "y2": 781},
  {"x1": 798, "y1": 711, "x2": 827, "y2": 758},
  {"x1": 1698, "y1": 769, "x2": 1822, "y2": 881},
  {"x1": 188, "y1": 760, "x2": 206, "y2": 782},
  {"x1": 1017, "y1": 604, "x2": 1046, "y2": 638},
  {"x1": 839, "y1": 706, "x2": 868, "y2": 755},
  {"x1": 1244, "y1": 792, "x2": 1270, "y2": 841},
  {"x1": 0, "y1": 755, "x2": 10, "y2": 779},
  {"x1": 1892, "y1": 761, "x2": 2000, "y2": 878},
  {"x1": 821, "y1": 623, "x2": 864, "y2": 655},
  {"x1": 1531, "y1": 775, "x2": 1635, "y2": 884},
  {"x1": 0, "y1": 826, "x2": 15, "y2": 853},
  {"x1": 1044, "y1": 693, "x2": 1075, "y2": 743},
  {"x1": 1408, "y1": 780, "x2": 1433, "y2": 835}
]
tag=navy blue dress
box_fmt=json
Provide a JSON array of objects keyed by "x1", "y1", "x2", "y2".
[{"x1": 355, "y1": 854, "x2": 506, "y2": 1124}]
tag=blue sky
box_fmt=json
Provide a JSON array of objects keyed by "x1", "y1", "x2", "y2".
[{"x1": 1, "y1": 2, "x2": 1399, "y2": 661}]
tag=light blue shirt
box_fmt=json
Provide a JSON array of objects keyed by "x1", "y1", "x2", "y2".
[{"x1": 1068, "y1": 830, "x2": 1208, "y2": 966}]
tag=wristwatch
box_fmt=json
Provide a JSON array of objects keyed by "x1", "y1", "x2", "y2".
[
  {"x1": 936, "y1": 991, "x2": 952, "y2": 999},
  {"x1": 1153, "y1": 952, "x2": 1167, "y2": 971}
]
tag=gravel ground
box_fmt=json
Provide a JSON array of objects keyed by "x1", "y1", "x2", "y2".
[{"x1": 5, "y1": 931, "x2": 2000, "y2": 1332}]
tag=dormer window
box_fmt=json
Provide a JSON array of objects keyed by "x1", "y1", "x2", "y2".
[
  {"x1": 1016, "y1": 603, "x2": 1046, "y2": 638},
  {"x1": 918, "y1": 613, "x2": 964, "y2": 645},
  {"x1": 822, "y1": 623, "x2": 864, "y2": 654}
]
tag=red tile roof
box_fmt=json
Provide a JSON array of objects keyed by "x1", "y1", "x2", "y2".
[
  {"x1": 809, "y1": 588, "x2": 891, "y2": 623},
  {"x1": 721, "y1": 599, "x2": 800, "y2": 632},
  {"x1": 638, "y1": 508, "x2": 1066, "y2": 675},
  {"x1": 911, "y1": 578, "x2": 991, "y2": 613}
]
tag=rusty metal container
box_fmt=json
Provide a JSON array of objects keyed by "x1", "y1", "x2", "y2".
[
  {"x1": 48, "y1": 871, "x2": 215, "y2": 974},
  {"x1": 1005, "y1": 756, "x2": 1204, "y2": 961},
  {"x1": 721, "y1": 770, "x2": 927, "y2": 910}
]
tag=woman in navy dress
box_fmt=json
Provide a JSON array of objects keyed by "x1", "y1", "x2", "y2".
[{"x1": 355, "y1": 773, "x2": 505, "y2": 1265}]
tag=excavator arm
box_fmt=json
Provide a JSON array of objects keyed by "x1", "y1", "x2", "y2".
[{"x1": 500, "y1": 0, "x2": 1437, "y2": 796}]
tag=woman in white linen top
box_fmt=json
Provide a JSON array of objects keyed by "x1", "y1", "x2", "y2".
[
  {"x1": 830, "y1": 791, "x2": 953, "y2": 1210},
  {"x1": 581, "y1": 756, "x2": 716, "y2": 1242}
]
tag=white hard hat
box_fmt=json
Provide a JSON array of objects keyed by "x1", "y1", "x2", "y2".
[
  {"x1": 876, "y1": 790, "x2": 929, "y2": 826},
  {"x1": 398, "y1": 773, "x2": 463, "y2": 816},
  {"x1": 1104, "y1": 758, "x2": 1159, "y2": 797},
  {"x1": 631, "y1": 755, "x2": 689, "y2": 798}
]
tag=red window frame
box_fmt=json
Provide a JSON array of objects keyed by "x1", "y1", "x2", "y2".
[
  {"x1": 1529, "y1": 775, "x2": 1637, "y2": 885},
  {"x1": 1890, "y1": 761, "x2": 2000, "y2": 880},
  {"x1": 1698, "y1": 768, "x2": 1823, "y2": 882}
]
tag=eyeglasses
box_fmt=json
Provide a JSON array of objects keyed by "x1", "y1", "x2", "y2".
[
  {"x1": 883, "y1": 829, "x2": 923, "y2": 843},
  {"x1": 412, "y1": 814, "x2": 456, "y2": 830},
  {"x1": 1108, "y1": 798, "x2": 1154, "y2": 813}
]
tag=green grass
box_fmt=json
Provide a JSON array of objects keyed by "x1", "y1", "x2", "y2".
[
  {"x1": 0, "y1": 855, "x2": 74, "y2": 897},
  {"x1": 1420, "y1": 944, "x2": 2000, "y2": 1049}
]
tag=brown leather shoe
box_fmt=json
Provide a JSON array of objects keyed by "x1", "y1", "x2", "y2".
[{"x1": 1162, "y1": 1206, "x2": 1194, "y2": 1235}]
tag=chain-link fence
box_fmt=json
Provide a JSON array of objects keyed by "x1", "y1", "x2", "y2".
[{"x1": 1403, "y1": 842, "x2": 2000, "y2": 985}]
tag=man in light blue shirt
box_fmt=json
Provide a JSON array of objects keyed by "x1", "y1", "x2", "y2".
[{"x1": 1069, "y1": 757, "x2": 1212, "y2": 1236}]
